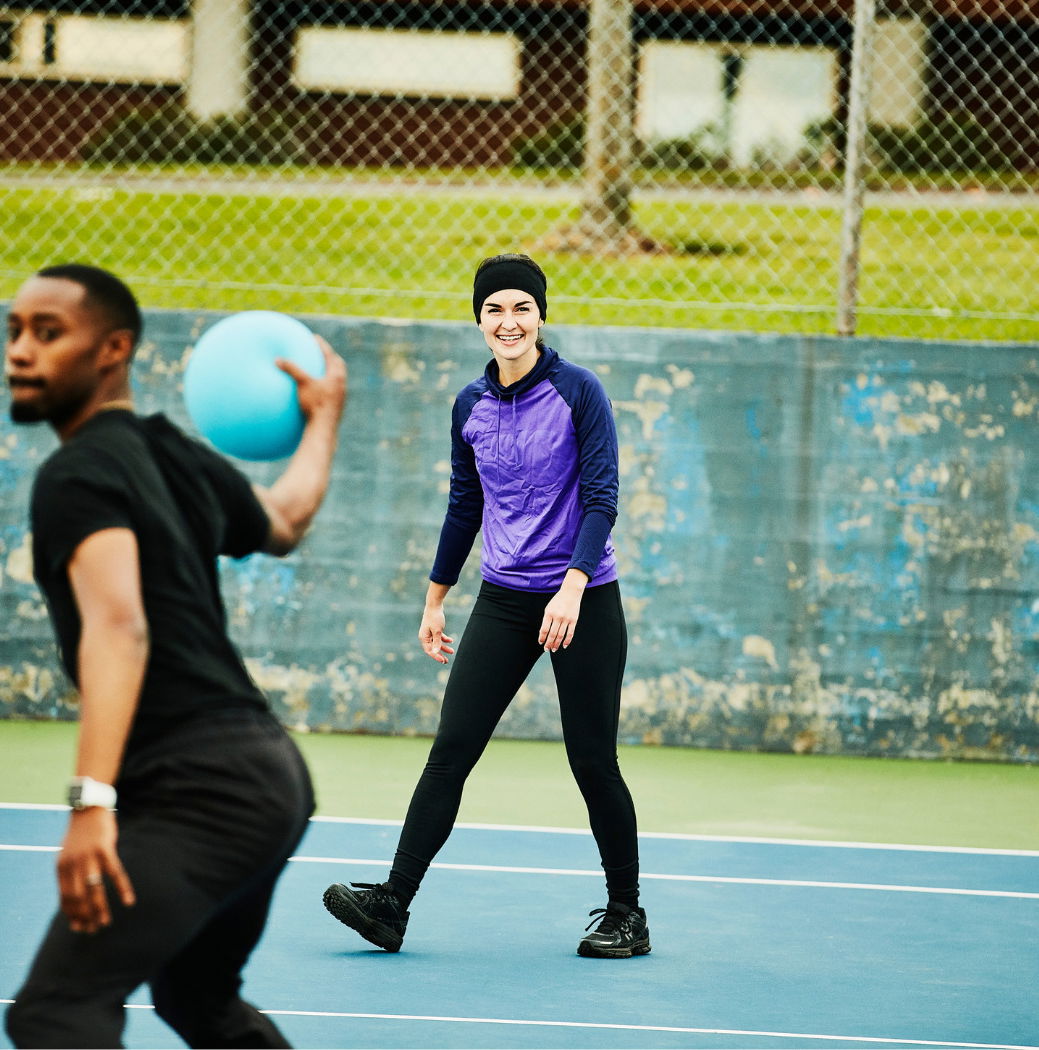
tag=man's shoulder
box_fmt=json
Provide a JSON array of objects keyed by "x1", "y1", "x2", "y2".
[
  {"x1": 35, "y1": 416, "x2": 136, "y2": 486},
  {"x1": 32, "y1": 412, "x2": 213, "y2": 506},
  {"x1": 137, "y1": 413, "x2": 220, "y2": 470}
]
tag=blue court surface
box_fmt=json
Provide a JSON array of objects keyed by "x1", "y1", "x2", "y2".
[{"x1": 1, "y1": 804, "x2": 1036, "y2": 1049}]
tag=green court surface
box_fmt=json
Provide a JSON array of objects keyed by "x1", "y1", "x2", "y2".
[{"x1": 2, "y1": 720, "x2": 1035, "y2": 851}]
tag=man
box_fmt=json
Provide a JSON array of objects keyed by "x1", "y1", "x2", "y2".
[{"x1": 3, "y1": 264, "x2": 346, "y2": 1048}]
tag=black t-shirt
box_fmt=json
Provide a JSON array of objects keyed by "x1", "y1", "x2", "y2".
[{"x1": 31, "y1": 410, "x2": 272, "y2": 770}]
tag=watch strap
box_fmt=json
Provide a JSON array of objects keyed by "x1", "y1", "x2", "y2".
[{"x1": 67, "y1": 776, "x2": 117, "y2": 811}]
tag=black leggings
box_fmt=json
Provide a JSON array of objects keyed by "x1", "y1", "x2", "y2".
[{"x1": 389, "y1": 579, "x2": 640, "y2": 907}]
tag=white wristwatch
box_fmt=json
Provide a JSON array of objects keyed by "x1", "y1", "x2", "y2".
[{"x1": 67, "y1": 776, "x2": 117, "y2": 811}]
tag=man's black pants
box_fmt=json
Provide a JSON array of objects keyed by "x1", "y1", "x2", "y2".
[{"x1": 6, "y1": 710, "x2": 314, "y2": 1049}]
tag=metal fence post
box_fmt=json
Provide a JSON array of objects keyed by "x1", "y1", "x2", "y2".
[{"x1": 836, "y1": 0, "x2": 878, "y2": 337}]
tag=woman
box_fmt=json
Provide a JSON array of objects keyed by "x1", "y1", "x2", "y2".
[{"x1": 323, "y1": 253, "x2": 648, "y2": 958}]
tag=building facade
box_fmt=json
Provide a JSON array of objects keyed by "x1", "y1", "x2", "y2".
[{"x1": 0, "y1": 1, "x2": 1035, "y2": 169}]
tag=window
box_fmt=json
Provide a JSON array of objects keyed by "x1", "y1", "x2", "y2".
[
  {"x1": 871, "y1": 17, "x2": 927, "y2": 128},
  {"x1": 731, "y1": 47, "x2": 836, "y2": 166},
  {"x1": 0, "y1": 13, "x2": 188, "y2": 83},
  {"x1": 294, "y1": 26, "x2": 521, "y2": 101},
  {"x1": 638, "y1": 40, "x2": 837, "y2": 167},
  {"x1": 637, "y1": 41, "x2": 723, "y2": 144},
  {"x1": 53, "y1": 16, "x2": 188, "y2": 83}
]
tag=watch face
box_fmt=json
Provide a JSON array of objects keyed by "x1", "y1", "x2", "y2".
[{"x1": 67, "y1": 779, "x2": 116, "y2": 810}]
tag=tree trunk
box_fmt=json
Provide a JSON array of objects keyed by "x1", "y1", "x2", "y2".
[
  {"x1": 542, "y1": 0, "x2": 663, "y2": 255},
  {"x1": 580, "y1": 0, "x2": 634, "y2": 240}
]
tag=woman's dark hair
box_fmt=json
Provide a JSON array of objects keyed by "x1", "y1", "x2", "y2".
[{"x1": 37, "y1": 263, "x2": 142, "y2": 351}]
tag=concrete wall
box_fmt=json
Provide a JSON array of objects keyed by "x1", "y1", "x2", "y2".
[{"x1": 2, "y1": 311, "x2": 1038, "y2": 762}]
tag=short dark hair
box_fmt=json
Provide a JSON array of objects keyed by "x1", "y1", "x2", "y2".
[{"x1": 36, "y1": 263, "x2": 142, "y2": 350}]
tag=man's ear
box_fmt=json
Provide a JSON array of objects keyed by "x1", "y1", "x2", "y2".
[{"x1": 98, "y1": 329, "x2": 135, "y2": 370}]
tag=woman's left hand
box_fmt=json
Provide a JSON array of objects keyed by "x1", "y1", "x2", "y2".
[{"x1": 539, "y1": 570, "x2": 589, "y2": 652}]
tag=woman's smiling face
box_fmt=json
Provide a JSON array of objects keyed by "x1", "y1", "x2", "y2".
[{"x1": 478, "y1": 288, "x2": 543, "y2": 374}]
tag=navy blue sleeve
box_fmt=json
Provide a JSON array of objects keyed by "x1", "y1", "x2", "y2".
[
  {"x1": 569, "y1": 509, "x2": 615, "y2": 579},
  {"x1": 554, "y1": 364, "x2": 620, "y2": 578},
  {"x1": 430, "y1": 386, "x2": 484, "y2": 585}
]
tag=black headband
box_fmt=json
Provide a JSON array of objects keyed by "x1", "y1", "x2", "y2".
[{"x1": 473, "y1": 261, "x2": 548, "y2": 322}]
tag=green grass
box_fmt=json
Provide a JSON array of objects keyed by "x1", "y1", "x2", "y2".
[
  {"x1": 4, "y1": 721, "x2": 1036, "y2": 850},
  {"x1": 0, "y1": 179, "x2": 1036, "y2": 342}
]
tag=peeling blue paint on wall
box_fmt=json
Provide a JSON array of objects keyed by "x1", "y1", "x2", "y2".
[{"x1": 1, "y1": 311, "x2": 1038, "y2": 762}]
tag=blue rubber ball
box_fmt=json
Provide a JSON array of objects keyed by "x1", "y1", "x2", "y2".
[{"x1": 184, "y1": 311, "x2": 324, "y2": 461}]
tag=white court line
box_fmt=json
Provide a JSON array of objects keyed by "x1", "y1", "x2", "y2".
[
  {"x1": 3, "y1": 817, "x2": 1032, "y2": 1048},
  {"x1": 289, "y1": 855, "x2": 1039, "y2": 900},
  {"x1": 4, "y1": 806, "x2": 1036, "y2": 857},
  {"x1": 0, "y1": 803, "x2": 67, "y2": 811},
  {"x1": 6, "y1": 844, "x2": 1033, "y2": 899},
  {"x1": 243, "y1": 1010, "x2": 1039, "y2": 1050},
  {"x1": 0, "y1": 1000, "x2": 1030, "y2": 1050},
  {"x1": 309, "y1": 815, "x2": 1039, "y2": 858},
  {"x1": 3, "y1": 808, "x2": 1037, "y2": 900}
]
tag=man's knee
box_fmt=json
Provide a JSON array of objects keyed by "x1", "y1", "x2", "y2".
[
  {"x1": 152, "y1": 987, "x2": 289, "y2": 1049},
  {"x1": 6, "y1": 988, "x2": 122, "y2": 1050},
  {"x1": 152, "y1": 979, "x2": 205, "y2": 1041}
]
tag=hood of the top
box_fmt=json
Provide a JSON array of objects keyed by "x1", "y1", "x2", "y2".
[{"x1": 482, "y1": 346, "x2": 558, "y2": 400}]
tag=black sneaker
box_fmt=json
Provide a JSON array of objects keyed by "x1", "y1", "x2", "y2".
[
  {"x1": 322, "y1": 881, "x2": 410, "y2": 952},
  {"x1": 577, "y1": 902, "x2": 651, "y2": 958}
]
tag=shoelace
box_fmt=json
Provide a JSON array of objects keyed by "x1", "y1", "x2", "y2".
[
  {"x1": 350, "y1": 881, "x2": 392, "y2": 897},
  {"x1": 585, "y1": 907, "x2": 626, "y2": 934}
]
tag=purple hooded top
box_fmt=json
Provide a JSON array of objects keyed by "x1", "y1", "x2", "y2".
[{"x1": 430, "y1": 346, "x2": 619, "y2": 592}]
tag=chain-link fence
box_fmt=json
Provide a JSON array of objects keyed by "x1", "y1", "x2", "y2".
[{"x1": 0, "y1": 0, "x2": 1036, "y2": 340}]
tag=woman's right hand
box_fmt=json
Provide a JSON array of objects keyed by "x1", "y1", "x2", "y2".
[{"x1": 419, "y1": 603, "x2": 455, "y2": 664}]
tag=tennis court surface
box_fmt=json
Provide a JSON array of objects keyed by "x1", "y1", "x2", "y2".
[{"x1": 2, "y1": 804, "x2": 1036, "y2": 1049}]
